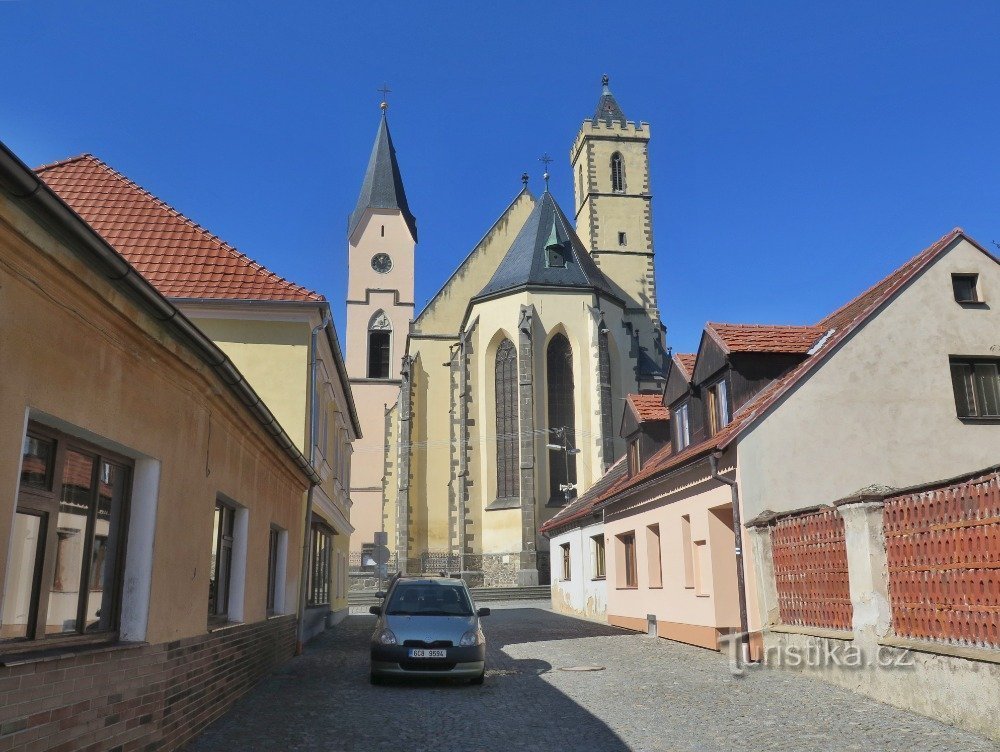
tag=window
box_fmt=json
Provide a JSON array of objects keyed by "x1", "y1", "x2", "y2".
[
  {"x1": 952, "y1": 273, "x2": 980, "y2": 303},
  {"x1": 380, "y1": 224, "x2": 385, "y2": 237},
  {"x1": 673, "y1": 402, "x2": 691, "y2": 450},
  {"x1": 707, "y1": 379, "x2": 730, "y2": 436},
  {"x1": 681, "y1": 514, "x2": 694, "y2": 589},
  {"x1": 628, "y1": 438, "x2": 641, "y2": 476},
  {"x1": 545, "y1": 242, "x2": 567, "y2": 269},
  {"x1": 693, "y1": 539, "x2": 710, "y2": 597},
  {"x1": 547, "y1": 334, "x2": 578, "y2": 501},
  {"x1": 494, "y1": 338, "x2": 520, "y2": 500},
  {"x1": 618, "y1": 532, "x2": 638, "y2": 588},
  {"x1": 618, "y1": 231, "x2": 627, "y2": 247},
  {"x1": 611, "y1": 152, "x2": 625, "y2": 192},
  {"x1": 592, "y1": 535, "x2": 606, "y2": 579},
  {"x1": 367, "y1": 311, "x2": 392, "y2": 379},
  {"x1": 307, "y1": 521, "x2": 333, "y2": 606},
  {"x1": 2, "y1": 424, "x2": 131, "y2": 645},
  {"x1": 266, "y1": 526, "x2": 284, "y2": 616},
  {"x1": 578, "y1": 165, "x2": 584, "y2": 205},
  {"x1": 646, "y1": 524, "x2": 662, "y2": 588},
  {"x1": 951, "y1": 358, "x2": 1000, "y2": 418},
  {"x1": 561, "y1": 543, "x2": 571, "y2": 581},
  {"x1": 209, "y1": 500, "x2": 236, "y2": 622}
]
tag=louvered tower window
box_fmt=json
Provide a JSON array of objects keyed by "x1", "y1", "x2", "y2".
[
  {"x1": 547, "y1": 334, "x2": 577, "y2": 501},
  {"x1": 494, "y1": 339, "x2": 519, "y2": 500},
  {"x1": 611, "y1": 152, "x2": 625, "y2": 192}
]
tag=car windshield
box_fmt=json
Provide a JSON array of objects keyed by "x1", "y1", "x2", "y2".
[{"x1": 385, "y1": 581, "x2": 474, "y2": 616}]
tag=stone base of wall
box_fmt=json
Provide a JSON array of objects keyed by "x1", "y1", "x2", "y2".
[
  {"x1": 0, "y1": 615, "x2": 296, "y2": 752},
  {"x1": 761, "y1": 631, "x2": 1000, "y2": 742}
]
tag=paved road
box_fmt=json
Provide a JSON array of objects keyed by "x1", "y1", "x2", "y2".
[{"x1": 185, "y1": 601, "x2": 995, "y2": 751}]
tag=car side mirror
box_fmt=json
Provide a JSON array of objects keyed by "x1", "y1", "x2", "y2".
[
  {"x1": 374, "y1": 591, "x2": 386, "y2": 599},
  {"x1": 369, "y1": 605, "x2": 381, "y2": 616},
  {"x1": 477, "y1": 607, "x2": 491, "y2": 617}
]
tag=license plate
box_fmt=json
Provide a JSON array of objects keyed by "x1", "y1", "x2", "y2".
[{"x1": 408, "y1": 649, "x2": 447, "y2": 658}]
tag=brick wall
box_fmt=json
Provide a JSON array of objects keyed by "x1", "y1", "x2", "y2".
[{"x1": 0, "y1": 615, "x2": 295, "y2": 752}]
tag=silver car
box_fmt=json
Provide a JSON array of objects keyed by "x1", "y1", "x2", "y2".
[{"x1": 369, "y1": 575, "x2": 490, "y2": 684}]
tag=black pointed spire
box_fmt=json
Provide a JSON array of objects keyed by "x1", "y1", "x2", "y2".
[
  {"x1": 349, "y1": 113, "x2": 417, "y2": 242},
  {"x1": 592, "y1": 74, "x2": 627, "y2": 125}
]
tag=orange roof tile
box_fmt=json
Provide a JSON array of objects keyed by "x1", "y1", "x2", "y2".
[
  {"x1": 36, "y1": 155, "x2": 322, "y2": 302},
  {"x1": 626, "y1": 393, "x2": 669, "y2": 423},
  {"x1": 706, "y1": 322, "x2": 826, "y2": 354},
  {"x1": 674, "y1": 353, "x2": 697, "y2": 377}
]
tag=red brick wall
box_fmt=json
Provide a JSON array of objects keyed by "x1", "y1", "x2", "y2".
[
  {"x1": 884, "y1": 468, "x2": 1000, "y2": 648},
  {"x1": 0, "y1": 615, "x2": 295, "y2": 752},
  {"x1": 771, "y1": 508, "x2": 853, "y2": 631}
]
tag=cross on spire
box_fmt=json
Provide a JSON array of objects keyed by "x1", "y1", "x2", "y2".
[
  {"x1": 378, "y1": 83, "x2": 392, "y2": 111},
  {"x1": 539, "y1": 153, "x2": 553, "y2": 189}
]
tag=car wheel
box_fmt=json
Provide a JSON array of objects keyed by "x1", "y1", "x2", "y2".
[
  {"x1": 470, "y1": 670, "x2": 485, "y2": 685},
  {"x1": 369, "y1": 670, "x2": 383, "y2": 686}
]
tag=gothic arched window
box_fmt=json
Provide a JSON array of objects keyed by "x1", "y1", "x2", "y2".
[
  {"x1": 547, "y1": 333, "x2": 577, "y2": 502},
  {"x1": 611, "y1": 152, "x2": 625, "y2": 192},
  {"x1": 494, "y1": 339, "x2": 519, "y2": 500},
  {"x1": 578, "y1": 165, "x2": 584, "y2": 205},
  {"x1": 367, "y1": 311, "x2": 392, "y2": 379}
]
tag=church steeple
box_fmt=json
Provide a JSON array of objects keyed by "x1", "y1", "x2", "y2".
[
  {"x1": 349, "y1": 114, "x2": 417, "y2": 242},
  {"x1": 592, "y1": 74, "x2": 627, "y2": 126}
]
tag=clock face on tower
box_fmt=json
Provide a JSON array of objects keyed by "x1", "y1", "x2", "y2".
[{"x1": 371, "y1": 253, "x2": 393, "y2": 274}]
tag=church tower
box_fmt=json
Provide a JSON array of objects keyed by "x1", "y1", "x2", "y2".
[
  {"x1": 570, "y1": 76, "x2": 663, "y2": 381},
  {"x1": 345, "y1": 105, "x2": 416, "y2": 553}
]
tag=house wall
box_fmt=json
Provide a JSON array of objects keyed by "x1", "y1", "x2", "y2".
[
  {"x1": 548, "y1": 521, "x2": 607, "y2": 621},
  {"x1": 604, "y1": 471, "x2": 741, "y2": 650},
  {"x1": 738, "y1": 238, "x2": 1000, "y2": 521},
  {"x1": 0, "y1": 190, "x2": 309, "y2": 750}
]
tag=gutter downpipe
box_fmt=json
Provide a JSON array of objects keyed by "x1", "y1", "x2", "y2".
[
  {"x1": 709, "y1": 451, "x2": 751, "y2": 668},
  {"x1": 296, "y1": 314, "x2": 330, "y2": 654}
]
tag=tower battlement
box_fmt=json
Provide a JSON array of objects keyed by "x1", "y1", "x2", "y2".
[{"x1": 571, "y1": 120, "x2": 650, "y2": 162}]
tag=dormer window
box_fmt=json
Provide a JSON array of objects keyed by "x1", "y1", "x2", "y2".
[
  {"x1": 546, "y1": 241, "x2": 568, "y2": 269},
  {"x1": 673, "y1": 402, "x2": 690, "y2": 450},
  {"x1": 706, "y1": 379, "x2": 730, "y2": 436},
  {"x1": 628, "y1": 438, "x2": 641, "y2": 475},
  {"x1": 952, "y1": 274, "x2": 981, "y2": 304}
]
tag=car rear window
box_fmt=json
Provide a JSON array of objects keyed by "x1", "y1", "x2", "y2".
[{"x1": 386, "y1": 582, "x2": 474, "y2": 616}]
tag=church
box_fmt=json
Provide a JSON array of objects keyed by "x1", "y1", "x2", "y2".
[{"x1": 346, "y1": 77, "x2": 666, "y2": 586}]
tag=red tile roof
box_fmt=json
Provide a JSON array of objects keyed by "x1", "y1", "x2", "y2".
[
  {"x1": 588, "y1": 227, "x2": 999, "y2": 511},
  {"x1": 36, "y1": 155, "x2": 322, "y2": 302},
  {"x1": 674, "y1": 353, "x2": 697, "y2": 377},
  {"x1": 626, "y1": 393, "x2": 669, "y2": 423},
  {"x1": 706, "y1": 322, "x2": 826, "y2": 354}
]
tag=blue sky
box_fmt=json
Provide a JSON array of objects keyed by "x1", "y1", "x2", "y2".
[{"x1": 3, "y1": 1, "x2": 999, "y2": 353}]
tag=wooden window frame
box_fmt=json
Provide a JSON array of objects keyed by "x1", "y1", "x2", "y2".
[
  {"x1": 592, "y1": 534, "x2": 606, "y2": 580},
  {"x1": 561, "y1": 543, "x2": 571, "y2": 581},
  {"x1": 950, "y1": 357, "x2": 1000, "y2": 420},
  {"x1": 266, "y1": 526, "x2": 280, "y2": 616},
  {"x1": 951, "y1": 273, "x2": 981, "y2": 304},
  {"x1": 307, "y1": 521, "x2": 333, "y2": 607},
  {"x1": 209, "y1": 499, "x2": 236, "y2": 624},
  {"x1": 367, "y1": 329, "x2": 392, "y2": 379},
  {"x1": 706, "y1": 378, "x2": 730, "y2": 437},
  {"x1": 621, "y1": 532, "x2": 638, "y2": 588},
  {"x1": 3, "y1": 423, "x2": 133, "y2": 654},
  {"x1": 627, "y1": 438, "x2": 641, "y2": 476}
]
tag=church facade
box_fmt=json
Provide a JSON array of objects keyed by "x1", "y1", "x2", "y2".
[{"x1": 347, "y1": 79, "x2": 666, "y2": 585}]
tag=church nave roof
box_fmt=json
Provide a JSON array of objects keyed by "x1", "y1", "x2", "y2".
[{"x1": 473, "y1": 190, "x2": 618, "y2": 303}]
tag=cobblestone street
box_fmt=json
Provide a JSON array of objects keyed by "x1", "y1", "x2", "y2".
[{"x1": 185, "y1": 602, "x2": 995, "y2": 752}]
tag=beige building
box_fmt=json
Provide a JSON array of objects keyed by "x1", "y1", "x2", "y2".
[
  {"x1": 372, "y1": 79, "x2": 667, "y2": 585},
  {"x1": 0, "y1": 139, "x2": 315, "y2": 750},
  {"x1": 542, "y1": 227, "x2": 1000, "y2": 736},
  {"x1": 37, "y1": 154, "x2": 361, "y2": 633}
]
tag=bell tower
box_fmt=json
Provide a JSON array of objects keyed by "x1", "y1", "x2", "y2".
[
  {"x1": 345, "y1": 100, "x2": 416, "y2": 552},
  {"x1": 570, "y1": 76, "x2": 663, "y2": 375}
]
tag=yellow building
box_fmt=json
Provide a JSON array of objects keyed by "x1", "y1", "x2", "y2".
[
  {"x1": 0, "y1": 139, "x2": 315, "y2": 750},
  {"x1": 362, "y1": 78, "x2": 667, "y2": 585},
  {"x1": 38, "y1": 154, "x2": 361, "y2": 633}
]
